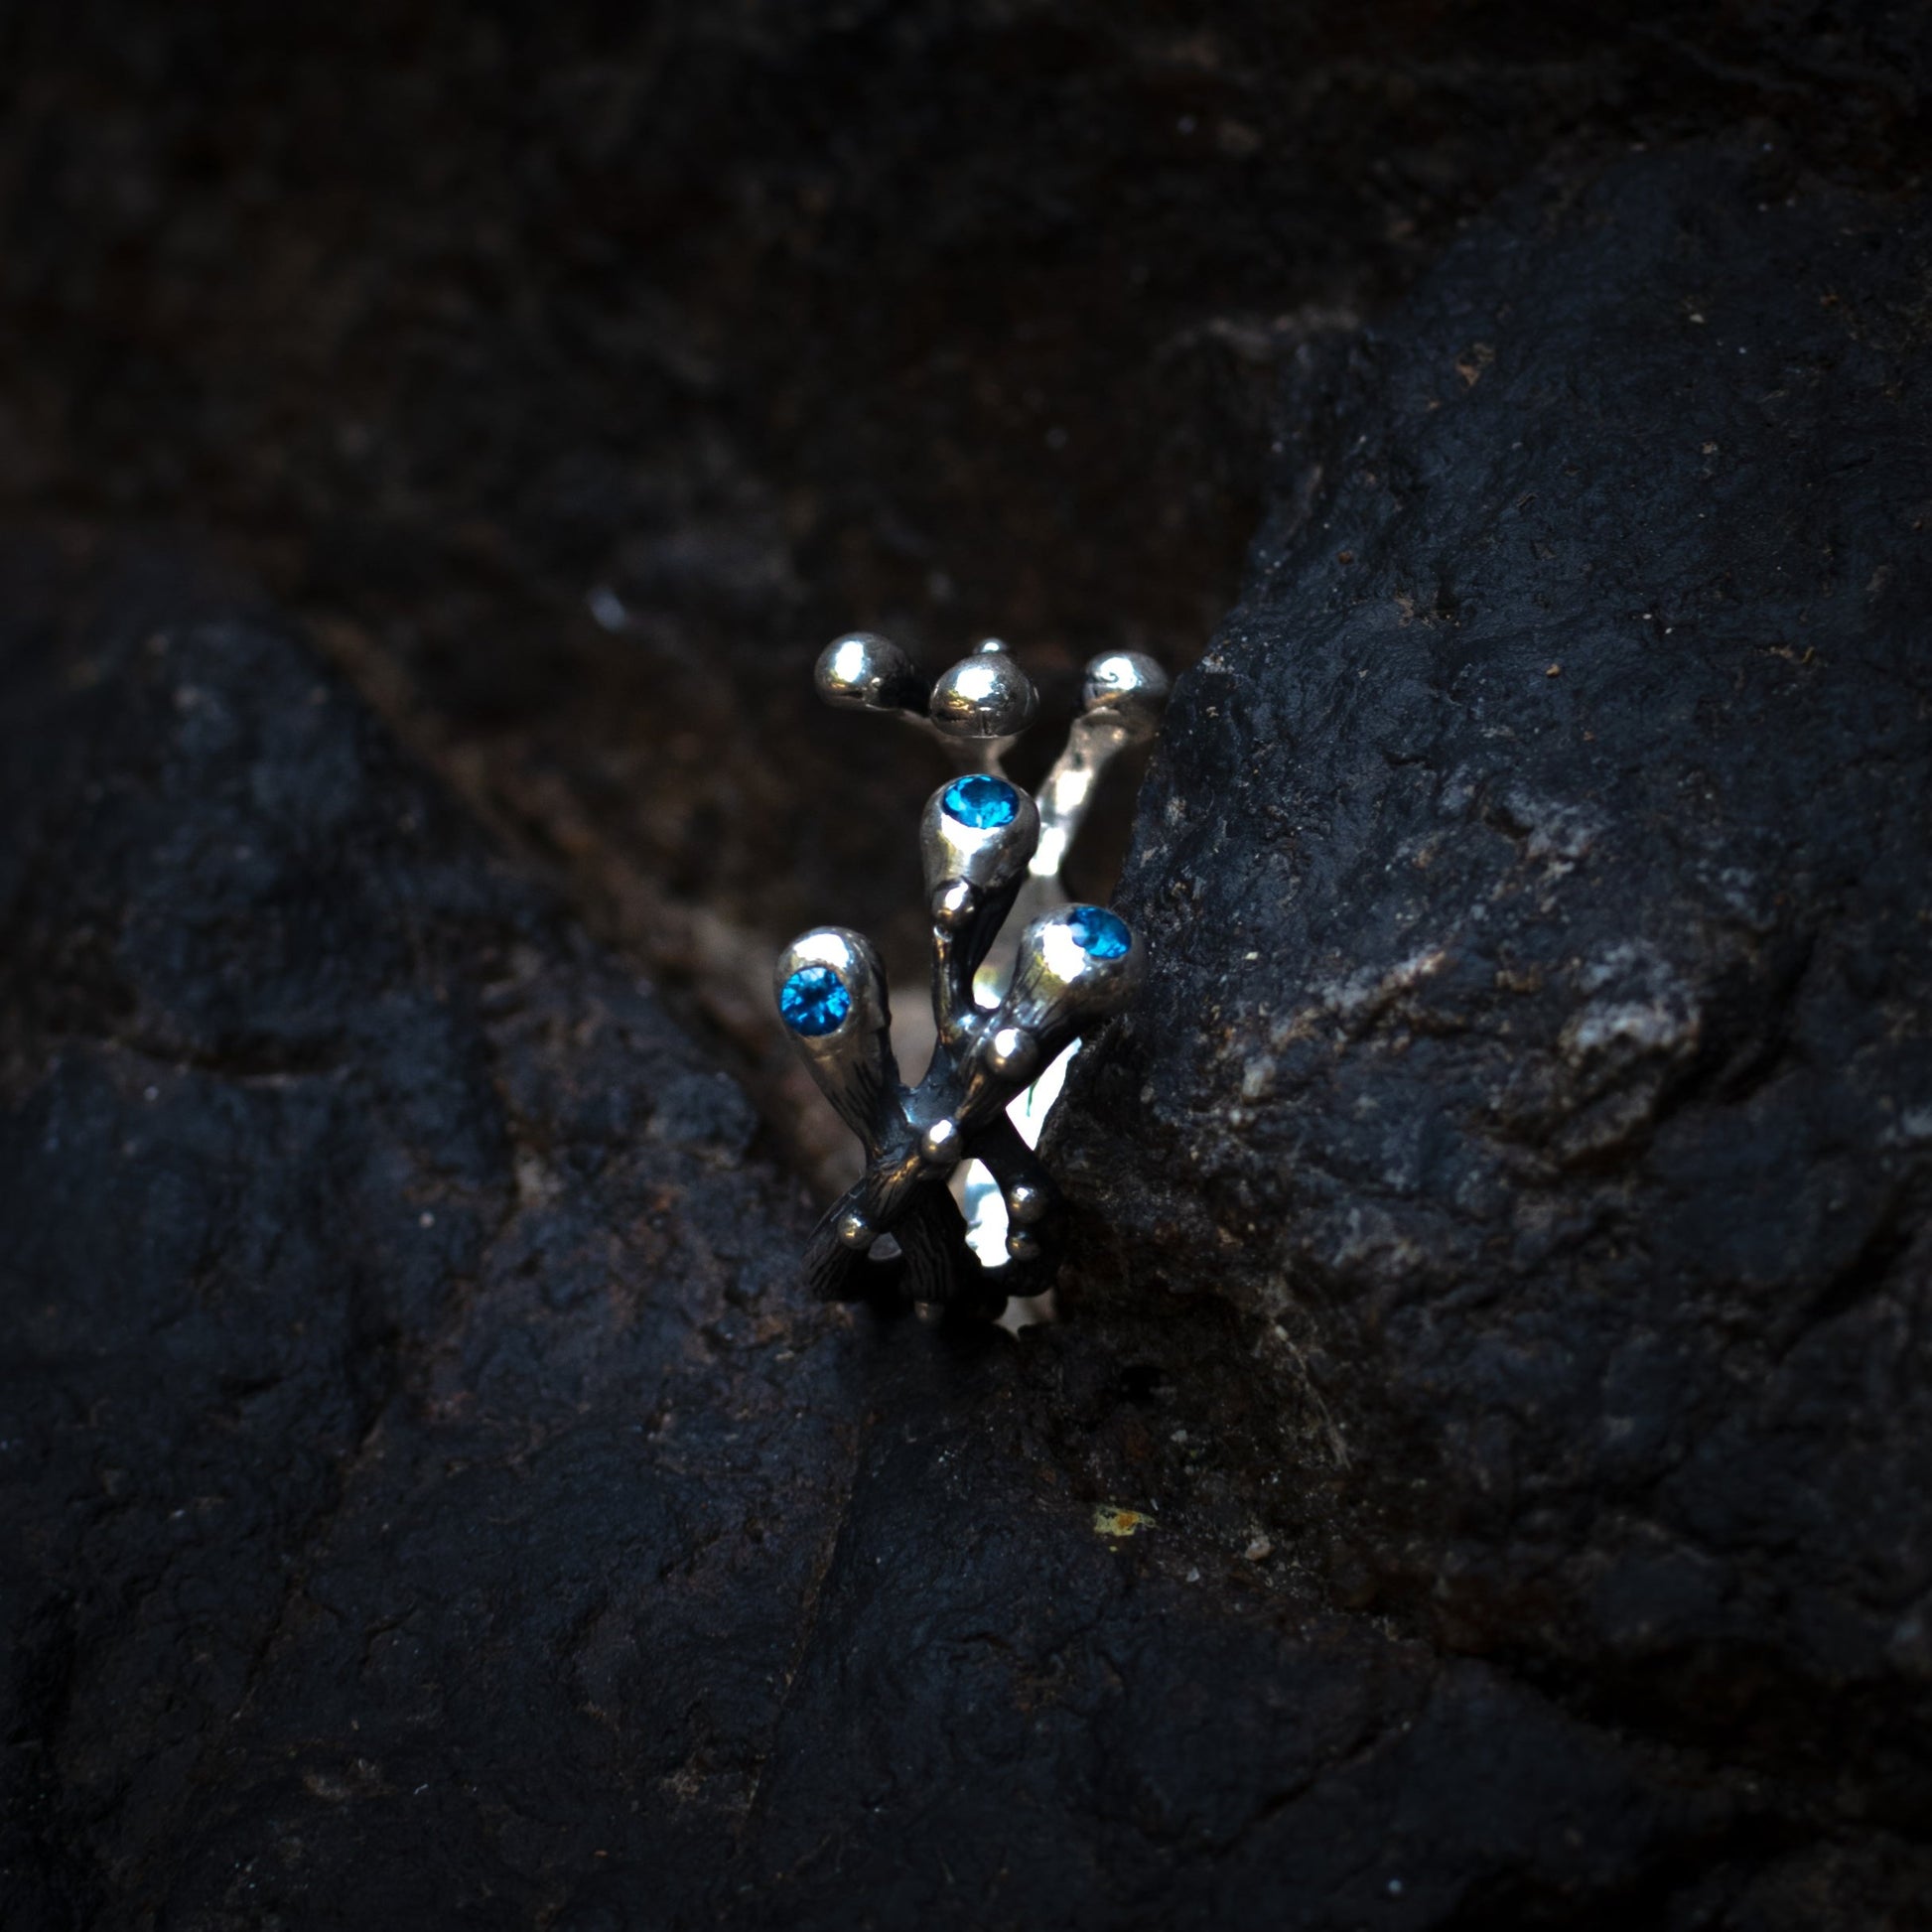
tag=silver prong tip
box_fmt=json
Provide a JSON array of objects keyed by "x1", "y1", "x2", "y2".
[
  {"x1": 928, "y1": 644, "x2": 1038, "y2": 740},
  {"x1": 815, "y1": 632, "x2": 926, "y2": 714},
  {"x1": 836, "y1": 1208, "x2": 875, "y2": 1251},
  {"x1": 1006, "y1": 1180, "x2": 1050, "y2": 1226},
  {"x1": 919, "y1": 1118, "x2": 964, "y2": 1167},
  {"x1": 986, "y1": 1025, "x2": 1039, "y2": 1081},
  {"x1": 1079, "y1": 650, "x2": 1170, "y2": 741},
  {"x1": 930, "y1": 880, "x2": 976, "y2": 929},
  {"x1": 1006, "y1": 1229, "x2": 1042, "y2": 1262}
]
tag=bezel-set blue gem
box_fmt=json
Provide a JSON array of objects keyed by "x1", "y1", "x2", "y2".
[
  {"x1": 941, "y1": 773, "x2": 1019, "y2": 830},
  {"x1": 1066, "y1": 905, "x2": 1131, "y2": 960},
  {"x1": 779, "y1": 965, "x2": 853, "y2": 1035}
]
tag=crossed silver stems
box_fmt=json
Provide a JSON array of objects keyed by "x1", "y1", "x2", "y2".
[{"x1": 775, "y1": 634, "x2": 1168, "y2": 1314}]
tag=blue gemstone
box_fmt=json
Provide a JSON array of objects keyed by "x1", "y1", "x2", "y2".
[
  {"x1": 779, "y1": 965, "x2": 852, "y2": 1035},
  {"x1": 941, "y1": 774, "x2": 1019, "y2": 830},
  {"x1": 1067, "y1": 905, "x2": 1131, "y2": 960}
]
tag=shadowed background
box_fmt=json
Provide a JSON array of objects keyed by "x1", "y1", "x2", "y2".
[{"x1": 5, "y1": 0, "x2": 1923, "y2": 1165}]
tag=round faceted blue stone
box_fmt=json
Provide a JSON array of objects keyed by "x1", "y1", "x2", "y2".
[
  {"x1": 779, "y1": 965, "x2": 852, "y2": 1035},
  {"x1": 941, "y1": 773, "x2": 1019, "y2": 830},
  {"x1": 1067, "y1": 905, "x2": 1131, "y2": 960}
]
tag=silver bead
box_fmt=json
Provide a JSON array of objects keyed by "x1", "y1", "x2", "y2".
[
  {"x1": 928, "y1": 638, "x2": 1039, "y2": 740},
  {"x1": 815, "y1": 632, "x2": 929, "y2": 717},
  {"x1": 986, "y1": 1024, "x2": 1039, "y2": 1081},
  {"x1": 930, "y1": 880, "x2": 976, "y2": 929},
  {"x1": 1078, "y1": 649, "x2": 1171, "y2": 744},
  {"x1": 1006, "y1": 1179, "x2": 1050, "y2": 1226}
]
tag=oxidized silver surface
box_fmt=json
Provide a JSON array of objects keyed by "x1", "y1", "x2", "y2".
[{"x1": 776, "y1": 634, "x2": 1167, "y2": 1315}]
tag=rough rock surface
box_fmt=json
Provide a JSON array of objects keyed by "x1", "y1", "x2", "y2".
[
  {"x1": 0, "y1": 537, "x2": 862, "y2": 1928},
  {"x1": 0, "y1": 537, "x2": 1749, "y2": 1931},
  {"x1": 1058, "y1": 145, "x2": 1932, "y2": 1911}
]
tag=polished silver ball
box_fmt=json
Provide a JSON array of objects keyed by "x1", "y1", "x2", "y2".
[
  {"x1": 815, "y1": 632, "x2": 927, "y2": 714},
  {"x1": 929, "y1": 880, "x2": 977, "y2": 930},
  {"x1": 986, "y1": 1024, "x2": 1039, "y2": 1080},
  {"x1": 1079, "y1": 650, "x2": 1171, "y2": 742},
  {"x1": 928, "y1": 639, "x2": 1039, "y2": 740},
  {"x1": 1005, "y1": 1180, "x2": 1050, "y2": 1226},
  {"x1": 919, "y1": 1118, "x2": 964, "y2": 1167},
  {"x1": 836, "y1": 1207, "x2": 875, "y2": 1250},
  {"x1": 1005, "y1": 1229, "x2": 1042, "y2": 1262}
]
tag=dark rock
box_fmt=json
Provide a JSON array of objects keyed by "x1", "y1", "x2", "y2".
[
  {"x1": 11, "y1": 382, "x2": 1931, "y2": 1923},
  {"x1": 0, "y1": 535, "x2": 860, "y2": 1928},
  {"x1": 1057, "y1": 144, "x2": 1932, "y2": 1908}
]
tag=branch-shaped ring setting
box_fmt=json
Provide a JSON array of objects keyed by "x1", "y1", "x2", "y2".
[{"x1": 776, "y1": 635, "x2": 1166, "y2": 1316}]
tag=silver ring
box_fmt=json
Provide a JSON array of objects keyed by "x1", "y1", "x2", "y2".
[{"x1": 776, "y1": 634, "x2": 1168, "y2": 1315}]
